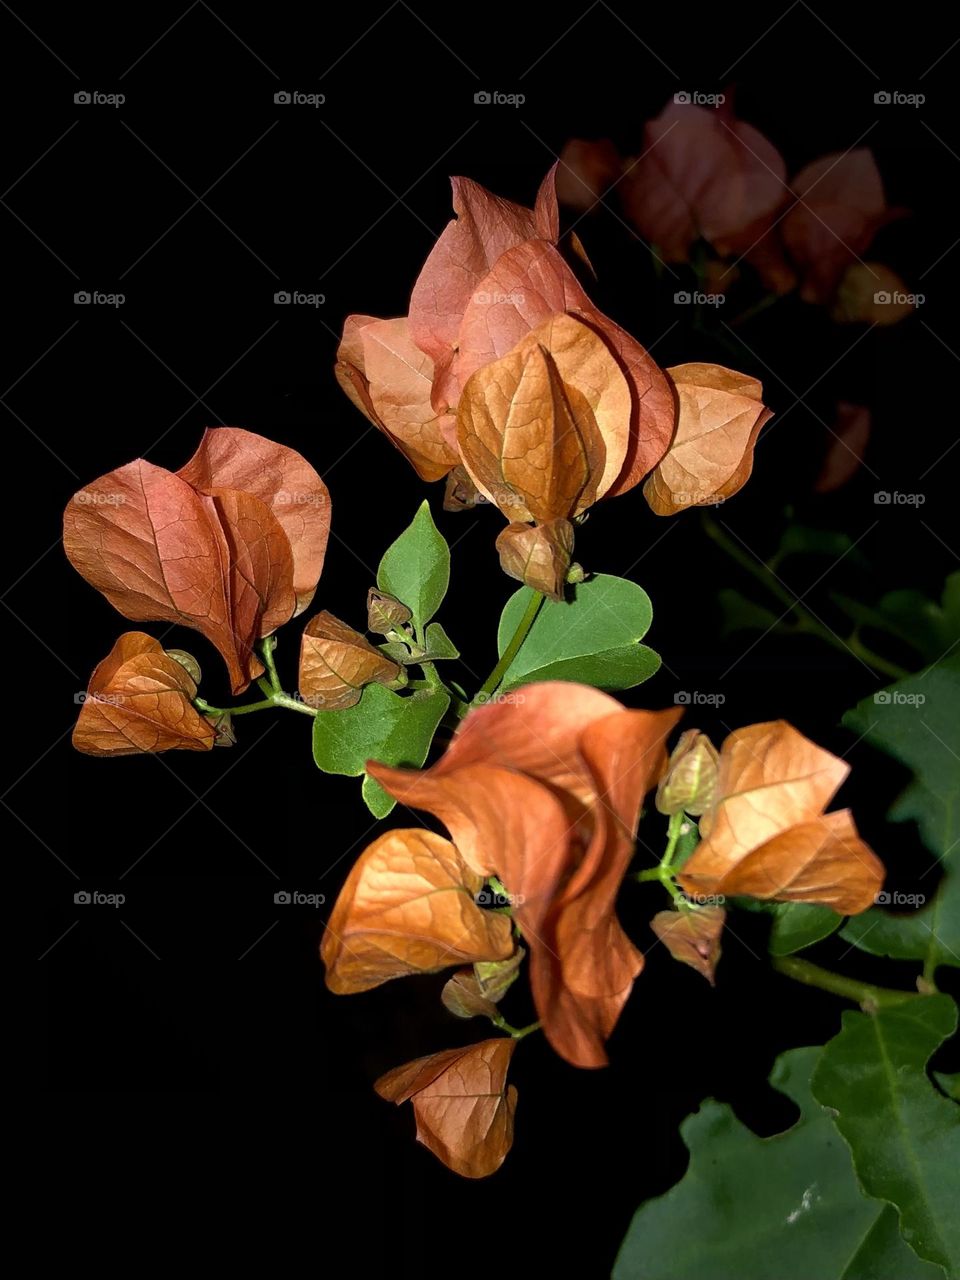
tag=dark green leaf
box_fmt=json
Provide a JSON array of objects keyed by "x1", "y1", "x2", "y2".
[
  {"x1": 614, "y1": 1047, "x2": 893, "y2": 1280},
  {"x1": 841, "y1": 1205, "x2": 944, "y2": 1280},
  {"x1": 377, "y1": 501, "x2": 450, "y2": 629},
  {"x1": 934, "y1": 1073, "x2": 959, "y2": 1103},
  {"x1": 496, "y1": 574, "x2": 659, "y2": 691},
  {"x1": 769, "y1": 903, "x2": 844, "y2": 956},
  {"x1": 839, "y1": 874, "x2": 959, "y2": 975},
  {"x1": 717, "y1": 587, "x2": 781, "y2": 637},
  {"x1": 312, "y1": 683, "x2": 449, "y2": 818},
  {"x1": 812, "y1": 995, "x2": 960, "y2": 1276},
  {"x1": 843, "y1": 656, "x2": 960, "y2": 866}
]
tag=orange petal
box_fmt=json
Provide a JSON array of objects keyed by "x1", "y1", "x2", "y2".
[
  {"x1": 650, "y1": 907, "x2": 725, "y2": 984},
  {"x1": 299, "y1": 611, "x2": 401, "y2": 710},
  {"x1": 375, "y1": 1038, "x2": 517, "y2": 1178},
  {"x1": 321, "y1": 829, "x2": 514, "y2": 993}
]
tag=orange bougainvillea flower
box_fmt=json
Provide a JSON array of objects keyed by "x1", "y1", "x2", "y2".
[
  {"x1": 335, "y1": 171, "x2": 679, "y2": 508},
  {"x1": 63, "y1": 429, "x2": 329, "y2": 694},
  {"x1": 830, "y1": 262, "x2": 915, "y2": 326},
  {"x1": 781, "y1": 150, "x2": 896, "y2": 304},
  {"x1": 73, "y1": 632, "x2": 215, "y2": 756},
  {"x1": 367, "y1": 683, "x2": 682, "y2": 1068},
  {"x1": 375, "y1": 1038, "x2": 517, "y2": 1178},
  {"x1": 621, "y1": 99, "x2": 788, "y2": 262},
  {"x1": 678, "y1": 721, "x2": 884, "y2": 913},
  {"x1": 643, "y1": 364, "x2": 772, "y2": 515},
  {"x1": 650, "y1": 906, "x2": 726, "y2": 985},
  {"x1": 556, "y1": 138, "x2": 623, "y2": 213},
  {"x1": 298, "y1": 610, "x2": 401, "y2": 710},
  {"x1": 321, "y1": 828, "x2": 514, "y2": 993}
]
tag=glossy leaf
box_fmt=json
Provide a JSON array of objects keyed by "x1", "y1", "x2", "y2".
[
  {"x1": 768, "y1": 902, "x2": 844, "y2": 956},
  {"x1": 812, "y1": 995, "x2": 960, "y2": 1275},
  {"x1": 377, "y1": 501, "x2": 450, "y2": 630},
  {"x1": 496, "y1": 574, "x2": 659, "y2": 691}
]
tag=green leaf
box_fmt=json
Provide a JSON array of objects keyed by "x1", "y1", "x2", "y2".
[
  {"x1": 718, "y1": 587, "x2": 781, "y2": 637},
  {"x1": 843, "y1": 655, "x2": 960, "y2": 866},
  {"x1": 376, "y1": 501, "x2": 450, "y2": 630},
  {"x1": 614, "y1": 1047, "x2": 898, "y2": 1280},
  {"x1": 812, "y1": 995, "x2": 960, "y2": 1277},
  {"x1": 839, "y1": 875, "x2": 959, "y2": 976},
  {"x1": 496, "y1": 574, "x2": 659, "y2": 691},
  {"x1": 841, "y1": 1205, "x2": 944, "y2": 1280},
  {"x1": 769, "y1": 903, "x2": 844, "y2": 956},
  {"x1": 833, "y1": 579, "x2": 960, "y2": 666},
  {"x1": 311, "y1": 683, "x2": 449, "y2": 818},
  {"x1": 934, "y1": 1073, "x2": 960, "y2": 1103},
  {"x1": 422, "y1": 622, "x2": 459, "y2": 660}
]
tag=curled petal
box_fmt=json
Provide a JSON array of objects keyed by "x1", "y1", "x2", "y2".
[
  {"x1": 643, "y1": 363, "x2": 772, "y2": 515},
  {"x1": 73, "y1": 632, "x2": 215, "y2": 756},
  {"x1": 496, "y1": 519, "x2": 574, "y2": 600},
  {"x1": 375, "y1": 1038, "x2": 517, "y2": 1178},
  {"x1": 650, "y1": 907, "x2": 725, "y2": 984},
  {"x1": 299, "y1": 611, "x2": 401, "y2": 710},
  {"x1": 321, "y1": 829, "x2": 513, "y2": 993}
]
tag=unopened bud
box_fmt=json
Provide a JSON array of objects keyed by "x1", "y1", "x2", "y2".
[
  {"x1": 164, "y1": 648, "x2": 202, "y2": 685},
  {"x1": 656, "y1": 729, "x2": 719, "y2": 815},
  {"x1": 367, "y1": 588, "x2": 412, "y2": 634}
]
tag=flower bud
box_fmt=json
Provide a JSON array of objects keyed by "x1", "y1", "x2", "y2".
[
  {"x1": 656, "y1": 729, "x2": 720, "y2": 816},
  {"x1": 366, "y1": 588, "x2": 412, "y2": 635}
]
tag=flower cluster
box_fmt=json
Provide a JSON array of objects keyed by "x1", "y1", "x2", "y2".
[{"x1": 335, "y1": 168, "x2": 770, "y2": 596}]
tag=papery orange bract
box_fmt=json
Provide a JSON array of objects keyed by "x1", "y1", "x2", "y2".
[
  {"x1": 73, "y1": 632, "x2": 215, "y2": 756},
  {"x1": 782, "y1": 150, "x2": 891, "y2": 303},
  {"x1": 643, "y1": 363, "x2": 772, "y2": 515},
  {"x1": 320, "y1": 829, "x2": 514, "y2": 994},
  {"x1": 334, "y1": 315, "x2": 459, "y2": 481},
  {"x1": 298, "y1": 611, "x2": 401, "y2": 710},
  {"x1": 678, "y1": 721, "x2": 884, "y2": 913},
  {"x1": 621, "y1": 101, "x2": 788, "y2": 261},
  {"x1": 176, "y1": 427, "x2": 330, "y2": 615},
  {"x1": 650, "y1": 907, "x2": 725, "y2": 985},
  {"x1": 408, "y1": 167, "x2": 559, "y2": 414},
  {"x1": 375, "y1": 1038, "x2": 517, "y2": 1178},
  {"x1": 64, "y1": 460, "x2": 293, "y2": 694},
  {"x1": 455, "y1": 239, "x2": 675, "y2": 492},
  {"x1": 369, "y1": 683, "x2": 682, "y2": 1068},
  {"x1": 495, "y1": 519, "x2": 574, "y2": 600},
  {"x1": 457, "y1": 313, "x2": 629, "y2": 522}
]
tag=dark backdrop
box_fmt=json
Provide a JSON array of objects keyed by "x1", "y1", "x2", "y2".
[{"x1": 15, "y1": 1, "x2": 958, "y2": 1271}]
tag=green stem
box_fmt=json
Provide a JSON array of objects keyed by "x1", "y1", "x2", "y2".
[
  {"x1": 473, "y1": 590, "x2": 544, "y2": 705},
  {"x1": 492, "y1": 1015, "x2": 542, "y2": 1040},
  {"x1": 702, "y1": 514, "x2": 909, "y2": 681},
  {"x1": 196, "y1": 697, "x2": 279, "y2": 717},
  {"x1": 771, "y1": 956, "x2": 920, "y2": 1010},
  {"x1": 632, "y1": 813, "x2": 689, "y2": 906},
  {"x1": 259, "y1": 635, "x2": 282, "y2": 693}
]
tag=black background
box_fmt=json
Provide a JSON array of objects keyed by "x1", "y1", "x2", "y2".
[{"x1": 15, "y1": 2, "x2": 958, "y2": 1271}]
